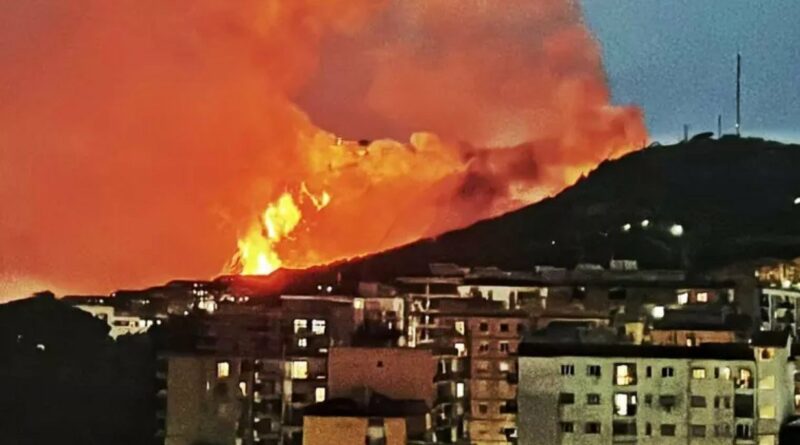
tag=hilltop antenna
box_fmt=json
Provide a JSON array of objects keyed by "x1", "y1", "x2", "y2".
[
  {"x1": 735, "y1": 52, "x2": 742, "y2": 136},
  {"x1": 717, "y1": 114, "x2": 722, "y2": 138},
  {"x1": 683, "y1": 124, "x2": 689, "y2": 142}
]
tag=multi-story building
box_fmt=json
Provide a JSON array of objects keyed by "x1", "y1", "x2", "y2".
[
  {"x1": 518, "y1": 332, "x2": 795, "y2": 445},
  {"x1": 63, "y1": 295, "x2": 162, "y2": 338}
]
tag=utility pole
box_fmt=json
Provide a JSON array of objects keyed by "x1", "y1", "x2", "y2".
[
  {"x1": 736, "y1": 52, "x2": 742, "y2": 136},
  {"x1": 718, "y1": 114, "x2": 722, "y2": 138},
  {"x1": 683, "y1": 124, "x2": 690, "y2": 142}
]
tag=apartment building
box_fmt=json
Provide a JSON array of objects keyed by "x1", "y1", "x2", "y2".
[{"x1": 518, "y1": 332, "x2": 795, "y2": 445}]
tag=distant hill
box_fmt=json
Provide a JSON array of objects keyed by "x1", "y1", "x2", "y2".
[{"x1": 221, "y1": 136, "x2": 800, "y2": 295}]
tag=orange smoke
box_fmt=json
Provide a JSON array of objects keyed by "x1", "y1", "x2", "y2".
[{"x1": 0, "y1": 0, "x2": 645, "y2": 297}]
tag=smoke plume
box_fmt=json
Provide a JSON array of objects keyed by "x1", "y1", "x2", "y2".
[{"x1": 0, "y1": 0, "x2": 646, "y2": 299}]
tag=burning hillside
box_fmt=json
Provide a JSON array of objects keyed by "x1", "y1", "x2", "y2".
[{"x1": 0, "y1": 0, "x2": 645, "y2": 296}]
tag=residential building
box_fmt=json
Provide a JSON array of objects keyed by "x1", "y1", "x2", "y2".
[{"x1": 517, "y1": 332, "x2": 795, "y2": 445}]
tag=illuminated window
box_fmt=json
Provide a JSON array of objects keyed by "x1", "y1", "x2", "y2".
[
  {"x1": 652, "y1": 306, "x2": 665, "y2": 319},
  {"x1": 454, "y1": 342, "x2": 466, "y2": 357},
  {"x1": 456, "y1": 382, "x2": 465, "y2": 398},
  {"x1": 692, "y1": 368, "x2": 707, "y2": 379},
  {"x1": 759, "y1": 435, "x2": 776, "y2": 445},
  {"x1": 737, "y1": 368, "x2": 753, "y2": 389},
  {"x1": 499, "y1": 361, "x2": 510, "y2": 372},
  {"x1": 455, "y1": 321, "x2": 466, "y2": 335},
  {"x1": 293, "y1": 319, "x2": 307, "y2": 333},
  {"x1": 614, "y1": 363, "x2": 637, "y2": 386},
  {"x1": 614, "y1": 393, "x2": 638, "y2": 416},
  {"x1": 716, "y1": 366, "x2": 731, "y2": 380},
  {"x1": 759, "y1": 375, "x2": 775, "y2": 389},
  {"x1": 311, "y1": 319, "x2": 326, "y2": 335},
  {"x1": 217, "y1": 361, "x2": 230, "y2": 379},
  {"x1": 353, "y1": 298, "x2": 364, "y2": 309},
  {"x1": 238, "y1": 381, "x2": 247, "y2": 396},
  {"x1": 290, "y1": 361, "x2": 308, "y2": 379},
  {"x1": 760, "y1": 404, "x2": 776, "y2": 419},
  {"x1": 697, "y1": 292, "x2": 709, "y2": 303},
  {"x1": 315, "y1": 387, "x2": 326, "y2": 402},
  {"x1": 677, "y1": 292, "x2": 689, "y2": 305},
  {"x1": 297, "y1": 338, "x2": 307, "y2": 348}
]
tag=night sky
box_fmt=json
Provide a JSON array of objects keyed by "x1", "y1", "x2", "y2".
[{"x1": 583, "y1": 0, "x2": 800, "y2": 142}]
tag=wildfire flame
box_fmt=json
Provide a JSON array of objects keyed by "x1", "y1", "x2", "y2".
[{"x1": 234, "y1": 184, "x2": 331, "y2": 275}]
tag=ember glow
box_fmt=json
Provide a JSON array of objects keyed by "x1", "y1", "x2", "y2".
[{"x1": 0, "y1": 0, "x2": 646, "y2": 296}]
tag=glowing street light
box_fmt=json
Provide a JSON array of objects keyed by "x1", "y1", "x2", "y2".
[
  {"x1": 794, "y1": 197, "x2": 800, "y2": 205},
  {"x1": 622, "y1": 223, "x2": 632, "y2": 232},
  {"x1": 641, "y1": 219, "x2": 650, "y2": 228},
  {"x1": 669, "y1": 224, "x2": 684, "y2": 237}
]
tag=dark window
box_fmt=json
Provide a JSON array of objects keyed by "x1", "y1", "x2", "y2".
[
  {"x1": 661, "y1": 367, "x2": 675, "y2": 377},
  {"x1": 646, "y1": 366, "x2": 652, "y2": 378},
  {"x1": 558, "y1": 393, "x2": 575, "y2": 405},
  {"x1": 690, "y1": 425, "x2": 706, "y2": 437},
  {"x1": 736, "y1": 423, "x2": 752, "y2": 439},
  {"x1": 587, "y1": 394, "x2": 601, "y2": 405},
  {"x1": 612, "y1": 421, "x2": 636, "y2": 436},
  {"x1": 585, "y1": 422, "x2": 601, "y2": 434},
  {"x1": 644, "y1": 394, "x2": 653, "y2": 406},
  {"x1": 499, "y1": 342, "x2": 510, "y2": 353},
  {"x1": 691, "y1": 396, "x2": 706, "y2": 408},
  {"x1": 587, "y1": 365, "x2": 601, "y2": 377},
  {"x1": 734, "y1": 395, "x2": 754, "y2": 418},
  {"x1": 479, "y1": 322, "x2": 489, "y2": 332},
  {"x1": 377, "y1": 361, "x2": 384, "y2": 368},
  {"x1": 559, "y1": 422, "x2": 574, "y2": 433},
  {"x1": 517, "y1": 323, "x2": 525, "y2": 334},
  {"x1": 499, "y1": 400, "x2": 517, "y2": 414},
  {"x1": 560, "y1": 364, "x2": 575, "y2": 376},
  {"x1": 661, "y1": 424, "x2": 676, "y2": 436},
  {"x1": 478, "y1": 404, "x2": 488, "y2": 415},
  {"x1": 500, "y1": 323, "x2": 509, "y2": 332},
  {"x1": 645, "y1": 423, "x2": 652, "y2": 436}
]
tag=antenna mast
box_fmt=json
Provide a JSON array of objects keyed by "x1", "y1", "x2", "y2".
[{"x1": 736, "y1": 53, "x2": 742, "y2": 136}]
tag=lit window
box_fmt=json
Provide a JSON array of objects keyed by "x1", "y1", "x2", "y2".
[
  {"x1": 456, "y1": 382, "x2": 465, "y2": 398},
  {"x1": 560, "y1": 364, "x2": 575, "y2": 376},
  {"x1": 454, "y1": 342, "x2": 466, "y2": 357},
  {"x1": 290, "y1": 361, "x2": 308, "y2": 379},
  {"x1": 759, "y1": 435, "x2": 776, "y2": 445},
  {"x1": 217, "y1": 361, "x2": 230, "y2": 379},
  {"x1": 759, "y1": 375, "x2": 775, "y2": 389},
  {"x1": 716, "y1": 366, "x2": 731, "y2": 379},
  {"x1": 499, "y1": 361, "x2": 510, "y2": 372},
  {"x1": 311, "y1": 319, "x2": 326, "y2": 335},
  {"x1": 652, "y1": 306, "x2": 665, "y2": 319},
  {"x1": 614, "y1": 393, "x2": 638, "y2": 416},
  {"x1": 614, "y1": 363, "x2": 637, "y2": 385},
  {"x1": 677, "y1": 292, "x2": 689, "y2": 305},
  {"x1": 692, "y1": 368, "x2": 707, "y2": 379},
  {"x1": 697, "y1": 292, "x2": 709, "y2": 303},
  {"x1": 314, "y1": 387, "x2": 326, "y2": 402},
  {"x1": 293, "y1": 319, "x2": 308, "y2": 333},
  {"x1": 760, "y1": 404, "x2": 776, "y2": 419},
  {"x1": 455, "y1": 321, "x2": 466, "y2": 335},
  {"x1": 353, "y1": 298, "x2": 364, "y2": 309},
  {"x1": 297, "y1": 338, "x2": 307, "y2": 348},
  {"x1": 238, "y1": 381, "x2": 247, "y2": 396}
]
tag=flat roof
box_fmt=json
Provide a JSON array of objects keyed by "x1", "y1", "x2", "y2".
[{"x1": 518, "y1": 342, "x2": 755, "y2": 361}]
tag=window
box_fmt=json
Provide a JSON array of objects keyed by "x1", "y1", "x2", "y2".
[
  {"x1": 587, "y1": 394, "x2": 601, "y2": 405},
  {"x1": 677, "y1": 292, "x2": 689, "y2": 304},
  {"x1": 714, "y1": 396, "x2": 730, "y2": 409},
  {"x1": 559, "y1": 422, "x2": 574, "y2": 433},
  {"x1": 697, "y1": 292, "x2": 709, "y2": 302},
  {"x1": 478, "y1": 342, "x2": 490, "y2": 353},
  {"x1": 646, "y1": 366, "x2": 652, "y2": 378},
  {"x1": 478, "y1": 403, "x2": 488, "y2": 414},
  {"x1": 660, "y1": 424, "x2": 676, "y2": 436},
  {"x1": 585, "y1": 422, "x2": 601, "y2": 434},
  {"x1": 498, "y1": 361, "x2": 511, "y2": 372},
  {"x1": 614, "y1": 363, "x2": 636, "y2": 385},
  {"x1": 737, "y1": 368, "x2": 753, "y2": 389},
  {"x1": 479, "y1": 322, "x2": 489, "y2": 332},
  {"x1": 311, "y1": 319, "x2": 326, "y2": 335},
  {"x1": 476, "y1": 360, "x2": 490, "y2": 371},
  {"x1": 456, "y1": 382, "x2": 465, "y2": 398},
  {"x1": 293, "y1": 319, "x2": 308, "y2": 333},
  {"x1": 760, "y1": 404, "x2": 776, "y2": 419},
  {"x1": 517, "y1": 323, "x2": 525, "y2": 334},
  {"x1": 644, "y1": 394, "x2": 653, "y2": 406},
  {"x1": 612, "y1": 421, "x2": 636, "y2": 436},
  {"x1": 736, "y1": 423, "x2": 752, "y2": 439},
  {"x1": 716, "y1": 366, "x2": 732, "y2": 380},
  {"x1": 759, "y1": 375, "x2": 775, "y2": 389},
  {"x1": 217, "y1": 361, "x2": 230, "y2": 379},
  {"x1": 692, "y1": 367, "x2": 707, "y2": 379},
  {"x1": 587, "y1": 365, "x2": 601, "y2": 377},
  {"x1": 560, "y1": 364, "x2": 575, "y2": 376},
  {"x1": 690, "y1": 425, "x2": 706, "y2": 437},
  {"x1": 759, "y1": 435, "x2": 776, "y2": 445},
  {"x1": 290, "y1": 360, "x2": 308, "y2": 379},
  {"x1": 691, "y1": 396, "x2": 707, "y2": 408},
  {"x1": 659, "y1": 395, "x2": 677, "y2": 411},
  {"x1": 238, "y1": 381, "x2": 247, "y2": 396},
  {"x1": 455, "y1": 342, "x2": 466, "y2": 357},
  {"x1": 314, "y1": 387, "x2": 326, "y2": 402},
  {"x1": 645, "y1": 423, "x2": 652, "y2": 436},
  {"x1": 661, "y1": 366, "x2": 675, "y2": 377},
  {"x1": 558, "y1": 393, "x2": 575, "y2": 405},
  {"x1": 614, "y1": 393, "x2": 638, "y2": 416},
  {"x1": 715, "y1": 424, "x2": 731, "y2": 437},
  {"x1": 500, "y1": 323, "x2": 509, "y2": 332},
  {"x1": 297, "y1": 338, "x2": 307, "y2": 348},
  {"x1": 760, "y1": 348, "x2": 774, "y2": 361},
  {"x1": 499, "y1": 341, "x2": 510, "y2": 353},
  {"x1": 455, "y1": 320, "x2": 466, "y2": 335}
]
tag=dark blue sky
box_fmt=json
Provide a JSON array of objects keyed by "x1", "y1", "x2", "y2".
[{"x1": 582, "y1": 0, "x2": 800, "y2": 143}]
